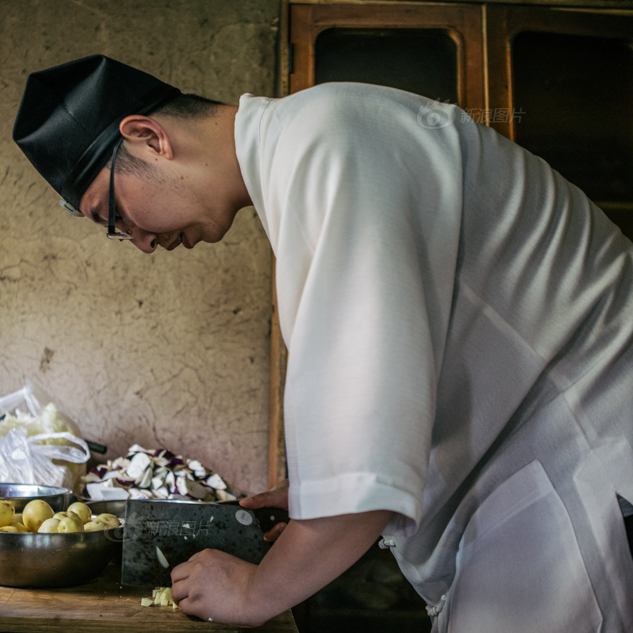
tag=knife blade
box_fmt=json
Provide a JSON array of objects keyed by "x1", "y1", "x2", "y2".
[{"x1": 121, "y1": 499, "x2": 289, "y2": 586}]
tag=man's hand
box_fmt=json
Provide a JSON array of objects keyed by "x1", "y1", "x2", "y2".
[
  {"x1": 171, "y1": 506, "x2": 393, "y2": 627},
  {"x1": 171, "y1": 548, "x2": 259, "y2": 627},
  {"x1": 239, "y1": 478, "x2": 289, "y2": 542}
]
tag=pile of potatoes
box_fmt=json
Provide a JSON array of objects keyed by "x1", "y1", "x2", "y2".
[{"x1": 0, "y1": 499, "x2": 120, "y2": 533}]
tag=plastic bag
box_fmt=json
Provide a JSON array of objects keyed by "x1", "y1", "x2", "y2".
[
  {"x1": 0, "y1": 380, "x2": 90, "y2": 493},
  {"x1": 0, "y1": 426, "x2": 89, "y2": 491}
]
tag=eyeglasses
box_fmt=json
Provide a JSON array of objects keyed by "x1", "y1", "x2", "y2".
[
  {"x1": 59, "y1": 137, "x2": 136, "y2": 242},
  {"x1": 107, "y1": 137, "x2": 134, "y2": 241}
]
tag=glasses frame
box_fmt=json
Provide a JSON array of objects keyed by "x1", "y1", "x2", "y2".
[{"x1": 107, "y1": 137, "x2": 134, "y2": 241}]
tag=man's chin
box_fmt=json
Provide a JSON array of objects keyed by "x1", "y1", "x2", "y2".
[
  {"x1": 182, "y1": 233, "x2": 195, "y2": 249},
  {"x1": 204, "y1": 228, "x2": 231, "y2": 244}
]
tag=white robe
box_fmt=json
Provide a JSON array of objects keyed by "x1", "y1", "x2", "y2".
[{"x1": 234, "y1": 82, "x2": 633, "y2": 632}]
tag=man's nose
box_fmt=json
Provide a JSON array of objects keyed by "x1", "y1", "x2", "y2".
[{"x1": 130, "y1": 229, "x2": 157, "y2": 253}]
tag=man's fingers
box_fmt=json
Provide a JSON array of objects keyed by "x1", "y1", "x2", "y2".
[
  {"x1": 240, "y1": 490, "x2": 285, "y2": 509},
  {"x1": 240, "y1": 492, "x2": 275, "y2": 509},
  {"x1": 178, "y1": 597, "x2": 205, "y2": 621},
  {"x1": 240, "y1": 480, "x2": 289, "y2": 510},
  {"x1": 240, "y1": 479, "x2": 289, "y2": 510},
  {"x1": 170, "y1": 578, "x2": 188, "y2": 605},
  {"x1": 176, "y1": 595, "x2": 192, "y2": 614},
  {"x1": 263, "y1": 521, "x2": 287, "y2": 542},
  {"x1": 171, "y1": 561, "x2": 191, "y2": 583}
]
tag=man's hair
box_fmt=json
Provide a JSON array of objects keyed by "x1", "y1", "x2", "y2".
[
  {"x1": 113, "y1": 142, "x2": 162, "y2": 180},
  {"x1": 110, "y1": 93, "x2": 224, "y2": 177},
  {"x1": 150, "y1": 92, "x2": 225, "y2": 120}
]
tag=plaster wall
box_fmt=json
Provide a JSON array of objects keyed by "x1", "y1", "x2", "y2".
[{"x1": 0, "y1": 0, "x2": 279, "y2": 494}]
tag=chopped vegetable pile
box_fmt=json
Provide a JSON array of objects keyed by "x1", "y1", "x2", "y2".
[
  {"x1": 142, "y1": 586, "x2": 176, "y2": 608},
  {"x1": 82, "y1": 444, "x2": 242, "y2": 502}
]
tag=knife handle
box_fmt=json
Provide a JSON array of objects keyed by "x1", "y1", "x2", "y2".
[
  {"x1": 217, "y1": 500, "x2": 290, "y2": 534},
  {"x1": 252, "y1": 507, "x2": 290, "y2": 534}
]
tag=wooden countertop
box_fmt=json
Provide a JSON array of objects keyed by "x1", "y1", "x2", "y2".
[{"x1": 0, "y1": 562, "x2": 298, "y2": 632}]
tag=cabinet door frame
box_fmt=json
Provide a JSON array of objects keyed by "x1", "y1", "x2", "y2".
[
  {"x1": 486, "y1": 4, "x2": 633, "y2": 140},
  {"x1": 290, "y1": 2, "x2": 485, "y2": 113}
]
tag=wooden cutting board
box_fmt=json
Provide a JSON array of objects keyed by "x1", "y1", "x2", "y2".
[{"x1": 0, "y1": 562, "x2": 298, "y2": 632}]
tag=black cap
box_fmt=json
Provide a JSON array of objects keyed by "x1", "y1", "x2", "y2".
[{"x1": 13, "y1": 55, "x2": 181, "y2": 212}]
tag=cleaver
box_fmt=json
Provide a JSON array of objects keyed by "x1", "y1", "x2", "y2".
[{"x1": 121, "y1": 499, "x2": 289, "y2": 586}]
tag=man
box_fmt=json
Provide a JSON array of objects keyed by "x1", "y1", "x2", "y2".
[{"x1": 13, "y1": 55, "x2": 633, "y2": 631}]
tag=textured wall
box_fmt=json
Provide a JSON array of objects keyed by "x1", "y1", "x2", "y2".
[{"x1": 0, "y1": 0, "x2": 279, "y2": 494}]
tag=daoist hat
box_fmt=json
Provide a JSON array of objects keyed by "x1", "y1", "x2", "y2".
[{"x1": 13, "y1": 55, "x2": 180, "y2": 214}]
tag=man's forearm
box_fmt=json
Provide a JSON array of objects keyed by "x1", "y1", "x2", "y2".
[{"x1": 245, "y1": 510, "x2": 393, "y2": 625}]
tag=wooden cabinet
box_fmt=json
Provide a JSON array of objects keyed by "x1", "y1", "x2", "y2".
[
  {"x1": 285, "y1": 1, "x2": 633, "y2": 240},
  {"x1": 269, "y1": 2, "x2": 633, "y2": 628},
  {"x1": 289, "y1": 2, "x2": 485, "y2": 112},
  {"x1": 487, "y1": 5, "x2": 633, "y2": 237},
  {"x1": 270, "y1": 1, "x2": 633, "y2": 479},
  {"x1": 270, "y1": 2, "x2": 633, "y2": 487}
]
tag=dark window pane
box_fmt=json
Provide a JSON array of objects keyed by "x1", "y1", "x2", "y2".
[
  {"x1": 315, "y1": 28, "x2": 458, "y2": 104},
  {"x1": 512, "y1": 31, "x2": 633, "y2": 209}
]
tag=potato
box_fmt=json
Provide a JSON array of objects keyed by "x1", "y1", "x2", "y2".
[
  {"x1": 23, "y1": 500, "x2": 54, "y2": 532},
  {"x1": 0, "y1": 526, "x2": 19, "y2": 532},
  {"x1": 67, "y1": 502, "x2": 91, "y2": 525},
  {"x1": 38, "y1": 518, "x2": 61, "y2": 533},
  {"x1": 149, "y1": 587, "x2": 176, "y2": 608},
  {"x1": 0, "y1": 500, "x2": 15, "y2": 528},
  {"x1": 9, "y1": 521, "x2": 28, "y2": 533},
  {"x1": 160, "y1": 587, "x2": 172, "y2": 606},
  {"x1": 58, "y1": 514, "x2": 84, "y2": 533},
  {"x1": 84, "y1": 520, "x2": 108, "y2": 532},
  {"x1": 53, "y1": 512, "x2": 69, "y2": 520},
  {"x1": 96, "y1": 513, "x2": 120, "y2": 529}
]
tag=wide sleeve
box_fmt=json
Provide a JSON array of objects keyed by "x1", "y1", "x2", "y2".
[{"x1": 268, "y1": 88, "x2": 464, "y2": 537}]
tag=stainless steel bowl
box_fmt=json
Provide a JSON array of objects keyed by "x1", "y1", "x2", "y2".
[
  {"x1": 85, "y1": 500, "x2": 126, "y2": 565},
  {"x1": 0, "y1": 529, "x2": 119, "y2": 588},
  {"x1": 0, "y1": 483, "x2": 72, "y2": 513},
  {"x1": 85, "y1": 499, "x2": 126, "y2": 518}
]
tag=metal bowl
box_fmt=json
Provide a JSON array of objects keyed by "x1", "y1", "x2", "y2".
[
  {"x1": 0, "y1": 528, "x2": 119, "y2": 588},
  {"x1": 85, "y1": 500, "x2": 126, "y2": 565},
  {"x1": 0, "y1": 483, "x2": 72, "y2": 513},
  {"x1": 85, "y1": 499, "x2": 126, "y2": 518}
]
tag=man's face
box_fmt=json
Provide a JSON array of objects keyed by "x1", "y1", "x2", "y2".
[{"x1": 79, "y1": 159, "x2": 233, "y2": 253}]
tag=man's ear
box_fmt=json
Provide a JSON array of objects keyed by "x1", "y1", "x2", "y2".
[{"x1": 118, "y1": 115, "x2": 174, "y2": 160}]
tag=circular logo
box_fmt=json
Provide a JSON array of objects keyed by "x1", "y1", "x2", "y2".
[
  {"x1": 417, "y1": 103, "x2": 456, "y2": 130},
  {"x1": 235, "y1": 509, "x2": 253, "y2": 526}
]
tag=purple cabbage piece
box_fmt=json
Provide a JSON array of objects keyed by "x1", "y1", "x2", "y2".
[
  {"x1": 138, "y1": 467, "x2": 153, "y2": 489},
  {"x1": 127, "y1": 452, "x2": 152, "y2": 481},
  {"x1": 126, "y1": 444, "x2": 150, "y2": 457},
  {"x1": 164, "y1": 471, "x2": 176, "y2": 493},
  {"x1": 176, "y1": 477, "x2": 207, "y2": 500},
  {"x1": 154, "y1": 486, "x2": 169, "y2": 499},
  {"x1": 115, "y1": 477, "x2": 136, "y2": 489}
]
